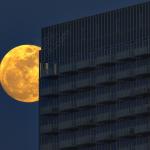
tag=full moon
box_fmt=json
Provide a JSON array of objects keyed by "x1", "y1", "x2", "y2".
[{"x1": 0, "y1": 45, "x2": 41, "y2": 103}]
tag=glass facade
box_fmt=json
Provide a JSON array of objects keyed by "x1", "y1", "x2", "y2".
[{"x1": 40, "y1": 1, "x2": 150, "y2": 150}]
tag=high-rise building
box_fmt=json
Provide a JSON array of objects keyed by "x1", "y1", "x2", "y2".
[{"x1": 40, "y1": 1, "x2": 150, "y2": 150}]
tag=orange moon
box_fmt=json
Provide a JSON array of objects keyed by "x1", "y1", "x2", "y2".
[{"x1": 0, "y1": 45, "x2": 41, "y2": 103}]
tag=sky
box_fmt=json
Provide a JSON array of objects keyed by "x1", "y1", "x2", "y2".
[{"x1": 0, "y1": 0, "x2": 149, "y2": 150}]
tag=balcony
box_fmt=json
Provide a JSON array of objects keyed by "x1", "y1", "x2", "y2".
[
  {"x1": 76, "y1": 78, "x2": 95, "y2": 89},
  {"x1": 116, "y1": 69, "x2": 134, "y2": 80},
  {"x1": 135, "y1": 65, "x2": 150, "y2": 76},
  {"x1": 40, "y1": 106, "x2": 59, "y2": 115},
  {"x1": 96, "y1": 55, "x2": 115, "y2": 66},
  {"x1": 117, "y1": 88, "x2": 134, "y2": 99},
  {"x1": 117, "y1": 108, "x2": 135, "y2": 119},
  {"x1": 134, "y1": 47, "x2": 149, "y2": 57},
  {"x1": 96, "y1": 93, "x2": 116, "y2": 104},
  {"x1": 120, "y1": 143, "x2": 150, "y2": 150},
  {"x1": 59, "y1": 139, "x2": 76, "y2": 149},
  {"x1": 40, "y1": 123, "x2": 58, "y2": 134},
  {"x1": 76, "y1": 117, "x2": 95, "y2": 127},
  {"x1": 117, "y1": 127, "x2": 135, "y2": 137},
  {"x1": 40, "y1": 143, "x2": 58, "y2": 150},
  {"x1": 117, "y1": 123, "x2": 150, "y2": 138},
  {"x1": 40, "y1": 87, "x2": 58, "y2": 96},
  {"x1": 40, "y1": 63, "x2": 59, "y2": 78},
  {"x1": 96, "y1": 74, "x2": 116, "y2": 84},
  {"x1": 117, "y1": 85, "x2": 150, "y2": 100},
  {"x1": 76, "y1": 135, "x2": 95, "y2": 146},
  {"x1": 135, "y1": 124, "x2": 150, "y2": 134},
  {"x1": 59, "y1": 82, "x2": 76, "y2": 93},
  {"x1": 116, "y1": 65, "x2": 150, "y2": 81},
  {"x1": 76, "y1": 60, "x2": 95, "y2": 70},
  {"x1": 96, "y1": 132, "x2": 115, "y2": 142},
  {"x1": 133, "y1": 86, "x2": 150, "y2": 96},
  {"x1": 96, "y1": 112, "x2": 116, "y2": 122},
  {"x1": 59, "y1": 101, "x2": 76, "y2": 112},
  {"x1": 117, "y1": 104, "x2": 150, "y2": 119},
  {"x1": 59, "y1": 64, "x2": 76, "y2": 74},
  {"x1": 133, "y1": 104, "x2": 150, "y2": 115},
  {"x1": 59, "y1": 120, "x2": 76, "y2": 130},
  {"x1": 116, "y1": 49, "x2": 134, "y2": 60},
  {"x1": 40, "y1": 69, "x2": 58, "y2": 78},
  {"x1": 76, "y1": 96, "x2": 95, "y2": 108}
]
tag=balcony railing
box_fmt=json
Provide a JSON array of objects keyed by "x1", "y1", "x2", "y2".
[
  {"x1": 59, "y1": 60, "x2": 95, "y2": 74},
  {"x1": 76, "y1": 78, "x2": 95, "y2": 89},
  {"x1": 76, "y1": 135, "x2": 95, "y2": 146},
  {"x1": 96, "y1": 93, "x2": 116, "y2": 104},
  {"x1": 135, "y1": 65, "x2": 150, "y2": 76},
  {"x1": 96, "y1": 132, "x2": 116, "y2": 142},
  {"x1": 59, "y1": 120, "x2": 76, "y2": 130},
  {"x1": 76, "y1": 117, "x2": 95, "y2": 127},
  {"x1": 40, "y1": 123, "x2": 58, "y2": 133},
  {"x1": 96, "y1": 55, "x2": 115, "y2": 65},
  {"x1": 96, "y1": 112, "x2": 116, "y2": 122},
  {"x1": 76, "y1": 96, "x2": 95, "y2": 108},
  {"x1": 40, "y1": 69, "x2": 58, "y2": 78},
  {"x1": 117, "y1": 127, "x2": 135, "y2": 137},
  {"x1": 59, "y1": 64, "x2": 76, "y2": 73},
  {"x1": 117, "y1": 121, "x2": 150, "y2": 138},
  {"x1": 40, "y1": 63, "x2": 58, "y2": 77},
  {"x1": 59, "y1": 101, "x2": 76, "y2": 111},
  {"x1": 119, "y1": 143, "x2": 150, "y2": 150},
  {"x1": 96, "y1": 74, "x2": 116, "y2": 84},
  {"x1": 59, "y1": 82, "x2": 76, "y2": 92},
  {"x1": 76, "y1": 60, "x2": 95, "y2": 70},
  {"x1": 117, "y1": 103, "x2": 150, "y2": 119},
  {"x1": 116, "y1": 69, "x2": 134, "y2": 80},
  {"x1": 40, "y1": 143, "x2": 58, "y2": 150},
  {"x1": 40, "y1": 87, "x2": 58, "y2": 96},
  {"x1": 116, "y1": 65, "x2": 150, "y2": 81},
  {"x1": 116, "y1": 49, "x2": 134, "y2": 60},
  {"x1": 59, "y1": 139, "x2": 76, "y2": 149},
  {"x1": 134, "y1": 47, "x2": 149, "y2": 56},
  {"x1": 40, "y1": 106, "x2": 59, "y2": 115},
  {"x1": 117, "y1": 88, "x2": 133, "y2": 99}
]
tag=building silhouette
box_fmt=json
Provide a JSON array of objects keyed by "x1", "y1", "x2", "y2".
[{"x1": 40, "y1": 1, "x2": 150, "y2": 150}]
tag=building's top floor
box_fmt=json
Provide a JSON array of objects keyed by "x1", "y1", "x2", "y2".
[
  {"x1": 41, "y1": 1, "x2": 150, "y2": 65},
  {"x1": 42, "y1": 1, "x2": 150, "y2": 31}
]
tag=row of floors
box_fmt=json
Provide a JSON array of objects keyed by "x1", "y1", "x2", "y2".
[
  {"x1": 40, "y1": 133, "x2": 150, "y2": 150},
  {"x1": 40, "y1": 94, "x2": 150, "y2": 116},
  {"x1": 40, "y1": 73, "x2": 150, "y2": 96},
  {"x1": 40, "y1": 113, "x2": 150, "y2": 133},
  {"x1": 40, "y1": 46, "x2": 149, "y2": 77},
  {"x1": 41, "y1": 143, "x2": 150, "y2": 150}
]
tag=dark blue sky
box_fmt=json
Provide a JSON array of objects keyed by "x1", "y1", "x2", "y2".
[{"x1": 0, "y1": 0, "x2": 148, "y2": 150}]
